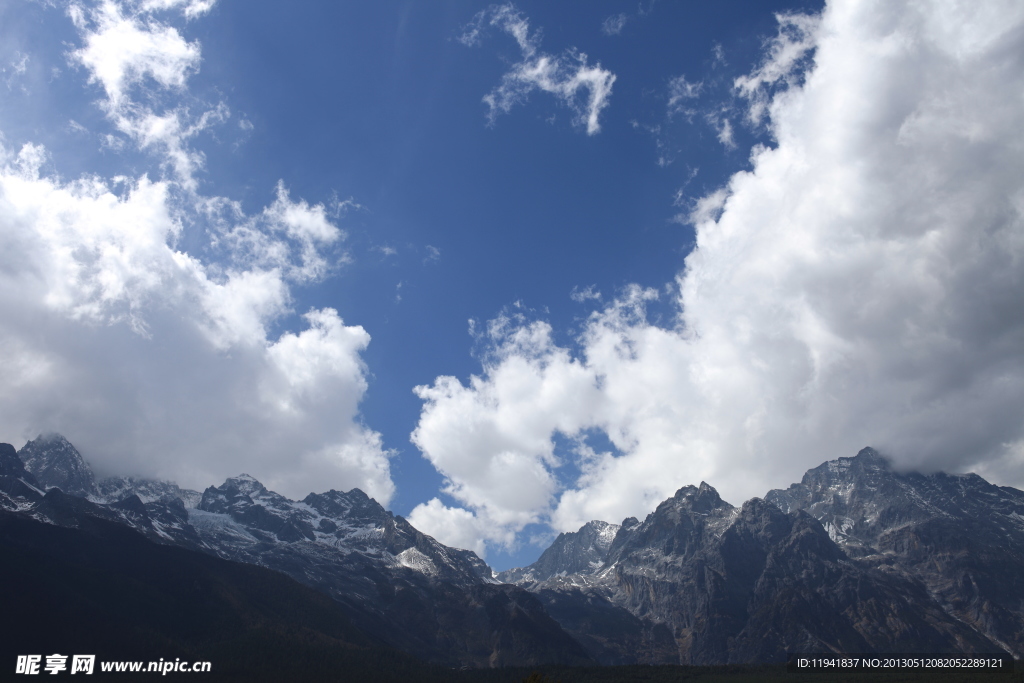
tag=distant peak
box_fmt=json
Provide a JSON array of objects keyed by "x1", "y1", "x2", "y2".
[
  {"x1": 221, "y1": 474, "x2": 267, "y2": 494},
  {"x1": 794, "y1": 448, "x2": 895, "y2": 489},
  {"x1": 583, "y1": 519, "x2": 615, "y2": 530},
  {"x1": 25, "y1": 433, "x2": 79, "y2": 454},
  {"x1": 671, "y1": 481, "x2": 729, "y2": 513},
  {"x1": 18, "y1": 433, "x2": 96, "y2": 497},
  {"x1": 33, "y1": 432, "x2": 70, "y2": 444},
  {"x1": 694, "y1": 481, "x2": 728, "y2": 511},
  {"x1": 575, "y1": 519, "x2": 620, "y2": 540},
  {"x1": 23, "y1": 432, "x2": 78, "y2": 453},
  {"x1": 673, "y1": 484, "x2": 698, "y2": 499},
  {"x1": 307, "y1": 487, "x2": 370, "y2": 503},
  {"x1": 854, "y1": 447, "x2": 888, "y2": 464}
]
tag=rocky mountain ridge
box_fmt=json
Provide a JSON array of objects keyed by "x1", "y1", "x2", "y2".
[
  {"x1": 501, "y1": 450, "x2": 1024, "y2": 664},
  {"x1": 764, "y1": 448, "x2": 1024, "y2": 657},
  {"x1": 4, "y1": 436, "x2": 1022, "y2": 667},
  {"x1": 9, "y1": 433, "x2": 204, "y2": 509},
  {"x1": 497, "y1": 519, "x2": 620, "y2": 584},
  {"x1": 0, "y1": 435, "x2": 588, "y2": 668},
  {"x1": 19, "y1": 434, "x2": 98, "y2": 498}
]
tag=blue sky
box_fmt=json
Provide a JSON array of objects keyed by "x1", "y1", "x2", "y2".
[{"x1": 2, "y1": 0, "x2": 1023, "y2": 571}]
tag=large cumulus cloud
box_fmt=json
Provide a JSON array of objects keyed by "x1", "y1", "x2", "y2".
[
  {"x1": 410, "y1": 0, "x2": 1024, "y2": 554},
  {"x1": 0, "y1": 0, "x2": 394, "y2": 502}
]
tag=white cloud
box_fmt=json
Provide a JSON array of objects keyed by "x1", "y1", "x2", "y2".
[
  {"x1": 69, "y1": 0, "x2": 227, "y2": 189},
  {"x1": 712, "y1": 43, "x2": 726, "y2": 66},
  {"x1": 666, "y1": 74, "x2": 701, "y2": 119},
  {"x1": 0, "y1": 0, "x2": 394, "y2": 504},
  {"x1": 415, "y1": 0, "x2": 1024, "y2": 552},
  {"x1": 601, "y1": 13, "x2": 628, "y2": 37},
  {"x1": 0, "y1": 141, "x2": 393, "y2": 503},
  {"x1": 462, "y1": 4, "x2": 616, "y2": 135},
  {"x1": 570, "y1": 284, "x2": 601, "y2": 303},
  {"x1": 70, "y1": 0, "x2": 202, "y2": 111},
  {"x1": 137, "y1": 0, "x2": 215, "y2": 20},
  {"x1": 4, "y1": 52, "x2": 30, "y2": 90},
  {"x1": 413, "y1": 315, "x2": 604, "y2": 541},
  {"x1": 706, "y1": 113, "x2": 735, "y2": 149},
  {"x1": 12, "y1": 54, "x2": 29, "y2": 76},
  {"x1": 733, "y1": 12, "x2": 820, "y2": 126},
  {"x1": 654, "y1": 14, "x2": 818, "y2": 153},
  {"x1": 407, "y1": 498, "x2": 500, "y2": 557},
  {"x1": 681, "y1": 186, "x2": 727, "y2": 226}
]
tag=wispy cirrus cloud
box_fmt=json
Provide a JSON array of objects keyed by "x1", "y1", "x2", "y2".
[
  {"x1": 460, "y1": 3, "x2": 616, "y2": 135},
  {"x1": 666, "y1": 74, "x2": 702, "y2": 120},
  {"x1": 647, "y1": 11, "x2": 819, "y2": 161},
  {"x1": 570, "y1": 284, "x2": 601, "y2": 303},
  {"x1": 732, "y1": 11, "x2": 820, "y2": 126},
  {"x1": 601, "y1": 13, "x2": 629, "y2": 37}
]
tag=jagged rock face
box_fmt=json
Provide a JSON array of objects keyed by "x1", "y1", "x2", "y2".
[
  {"x1": 527, "y1": 585, "x2": 679, "y2": 665},
  {"x1": 0, "y1": 443, "x2": 28, "y2": 478},
  {"x1": 198, "y1": 475, "x2": 317, "y2": 543},
  {"x1": 612, "y1": 496, "x2": 995, "y2": 662},
  {"x1": 195, "y1": 476, "x2": 491, "y2": 583},
  {"x1": 13, "y1": 432, "x2": 202, "y2": 509},
  {"x1": 3, "y1": 436, "x2": 207, "y2": 547},
  {"x1": 192, "y1": 476, "x2": 503, "y2": 594},
  {"x1": 498, "y1": 520, "x2": 620, "y2": 584},
  {"x1": 765, "y1": 448, "x2": 1024, "y2": 554},
  {"x1": 766, "y1": 447, "x2": 1024, "y2": 658},
  {"x1": 22, "y1": 487, "x2": 209, "y2": 550},
  {"x1": 0, "y1": 443, "x2": 44, "y2": 510},
  {"x1": 606, "y1": 482, "x2": 736, "y2": 568},
  {"x1": 506, "y1": 476, "x2": 1009, "y2": 664},
  {"x1": 19, "y1": 434, "x2": 97, "y2": 498}
]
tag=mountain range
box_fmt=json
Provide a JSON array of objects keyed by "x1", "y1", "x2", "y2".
[
  {"x1": 500, "y1": 450, "x2": 1024, "y2": 663},
  {"x1": 2, "y1": 434, "x2": 1021, "y2": 670}
]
